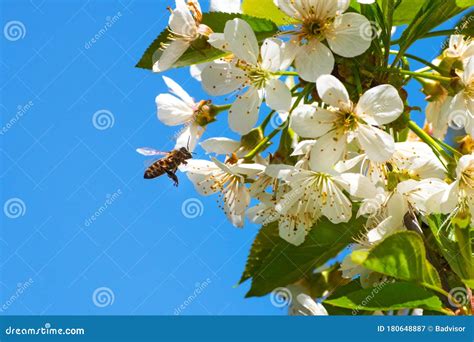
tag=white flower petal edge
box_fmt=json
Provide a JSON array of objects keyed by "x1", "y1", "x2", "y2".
[
  {"x1": 316, "y1": 74, "x2": 351, "y2": 110},
  {"x1": 223, "y1": 18, "x2": 259, "y2": 65},
  {"x1": 326, "y1": 12, "x2": 372, "y2": 58},
  {"x1": 210, "y1": 0, "x2": 242, "y2": 13},
  {"x1": 355, "y1": 84, "x2": 404, "y2": 125},
  {"x1": 153, "y1": 0, "x2": 202, "y2": 72},
  {"x1": 200, "y1": 137, "x2": 241, "y2": 155}
]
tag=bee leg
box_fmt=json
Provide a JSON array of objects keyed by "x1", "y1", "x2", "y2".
[
  {"x1": 165, "y1": 169, "x2": 179, "y2": 186},
  {"x1": 181, "y1": 160, "x2": 188, "y2": 165}
]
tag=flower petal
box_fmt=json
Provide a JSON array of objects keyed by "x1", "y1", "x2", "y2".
[
  {"x1": 326, "y1": 12, "x2": 372, "y2": 58},
  {"x1": 162, "y1": 76, "x2": 195, "y2": 107},
  {"x1": 169, "y1": 0, "x2": 197, "y2": 37},
  {"x1": 261, "y1": 38, "x2": 283, "y2": 72},
  {"x1": 316, "y1": 74, "x2": 351, "y2": 110},
  {"x1": 265, "y1": 79, "x2": 292, "y2": 112},
  {"x1": 200, "y1": 137, "x2": 241, "y2": 155},
  {"x1": 426, "y1": 96, "x2": 451, "y2": 139},
  {"x1": 175, "y1": 123, "x2": 202, "y2": 152},
  {"x1": 291, "y1": 140, "x2": 316, "y2": 156},
  {"x1": 278, "y1": 216, "x2": 307, "y2": 246},
  {"x1": 228, "y1": 88, "x2": 262, "y2": 134},
  {"x1": 295, "y1": 41, "x2": 334, "y2": 82},
  {"x1": 290, "y1": 294, "x2": 328, "y2": 316},
  {"x1": 321, "y1": 180, "x2": 352, "y2": 223},
  {"x1": 309, "y1": 130, "x2": 347, "y2": 172},
  {"x1": 356, "y1": 124, "x2": 395, "y2": 162},
  {"x1": 336, "y1": 173, "x2": 378, "y2": 199},
  {"x1": 355, "y1": 84, "x2": 404, "y2": 125},
  {"x1": 208, "y1": 32, "x2": 229, "y2": 51},
  {"x1": 153, "y1": 39, "x2": 190, "y2": 72},
  {"x1": 201, "y1": 61, "x2": 247, "y2": 96},
  {"x1": 224, "y1": 18, "x2": 259, "y2": 65},
  {"x1": 273, "y1": 0, "x2": 303, "y2": 20},
  {"x1": 290, "y1": 105, "x2": 337, "y2": 138},
  {"x1": 156, "y1": 93, "x2": 194, "y2": 126},
  {"x1": 210, "y1": 0, "x2": 242, "y2": 13}
]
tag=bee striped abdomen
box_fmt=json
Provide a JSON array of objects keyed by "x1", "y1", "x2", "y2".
[
  {"x1": 144, "y1": 160, "x2": 167, "y2": 179},
  {"x1": 141, "y1": 147, "x2": 193, "y2": 184}
]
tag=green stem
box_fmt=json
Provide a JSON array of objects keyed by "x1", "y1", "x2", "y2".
[
  {"x1": 384, "y1": 0, "x2": 395, "y2": 68},
  {"x1": 433, "y1": 136, "x2": 462, "y2": 158},
  {"x1": 389, "y1": 50, "x2": 445, "y2": 74},
  {"x1": 243, "y1": 127, "x2": 281, "y2": 161},
  {"x1": 392, "y1": 29, "x2": 458, "y2": 45},
  {"x1": 244, "y1": 85, "x2": 312, "y2": 161},
  {"x1": 353, "y1": 66, "x2": 363, "y2": 95},
  {"x1": 260, "y1": 110, "x2": 275, "y2": 131},
  {"x1": 273, "y1": 71, "x2": 299, "y2": 77},
  {"x1": 422, "y1": 283, "x2": 458, "y2": 314},
  {"x1": 211, "y1": 104, "x2": 231, "y2": 113},
  {"x1": 381, "y1": 68, "x2": 453, "y2": 82},
  {"x1": 407, "y1": 121, "x2": 450, "y2": 163}
]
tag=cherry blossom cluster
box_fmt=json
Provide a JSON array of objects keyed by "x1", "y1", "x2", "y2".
[{"x1": 147, "y1": 0, "x2": 473, "y2": 312}]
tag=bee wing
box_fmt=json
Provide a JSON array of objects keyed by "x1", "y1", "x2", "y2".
[
  {"x1": 144, "y1": 159, "x2": 158, "y2": 168},
  {"x1": 136, "y1": 147, "x2": 168, "y2": 156}
]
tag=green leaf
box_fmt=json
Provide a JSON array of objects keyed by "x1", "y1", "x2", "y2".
[
  {"x1": 325, "y1": 282, "x2": 448, "y2": 314},
  {"x1": 464, "y1": 279, "x2": 474, "y2": 289},
  {"x1": 426, "y1": 215, "x2": 474, "y2": 288},
  {"x1": 241, "y1": 0, "x2": 296, "y2": 25},
  {"x1": 394, "y1": 0, "x2": 467, "y2": 62},
  {"x1": 456, "y1": 0, "x2": 474, "y2": 7},
  {"x1": 391, "y1": 0, "x2": 425, "y2": 25},
  {"x1": 306, "y1": 264, "x2": 350, "y2": 298},
  {"x1": 136, "y1": 12, "x2": 278, "y2": 70},
  {"x1": 242, "y1": 215, "x2": 366, "y2": 297},
  {"x1": 352, "y1": 231, "x2": 443, "y2": 289},
  {"x1": 239, "y1": 222, "x2": 281, "y2": 284}
]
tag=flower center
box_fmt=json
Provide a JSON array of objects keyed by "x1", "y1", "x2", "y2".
[
  {"x1": 301, "y1": 18, "x2": 332, "y2": 42},
  {"x1": 336, "y1": 111, "x2": 359, "y2": 132},
  {"x1": 236, "y1": 61, "x2": 270, "y2": 89}
]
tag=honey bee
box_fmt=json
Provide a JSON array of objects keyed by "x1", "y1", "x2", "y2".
[{"x1": 136, "y1": 146, "x2": 193, "y2": 186}]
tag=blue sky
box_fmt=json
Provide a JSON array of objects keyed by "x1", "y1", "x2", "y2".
[{"x1": 0, "y1": 0, "x2": 466, "y2": 315}]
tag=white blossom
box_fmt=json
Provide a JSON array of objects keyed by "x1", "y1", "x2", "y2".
[
  {"x1": 290, "y1": 75, "x2": 404, "y2": 172},
  {"x1": 182, "y1": 158, "x2": 264, "y2": 227},
  {"x1": 431, "y1": 153, "x2": 474, "y2": 225},
  {"x1": 201, "y1": 18, "x2": 291, "y2": 135},
  {"x1": 156, "y1": 76, "x2": 205, "y2": 151},
  {"x1": 274, "y1": 0, "x2": 372, "y2": 81},
  {"x1": 153, "y1": 0, "x2": 211, "y2": 72},
  {"x1": 201, "y1": 18, "x2": 293, "y2": 134}
]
